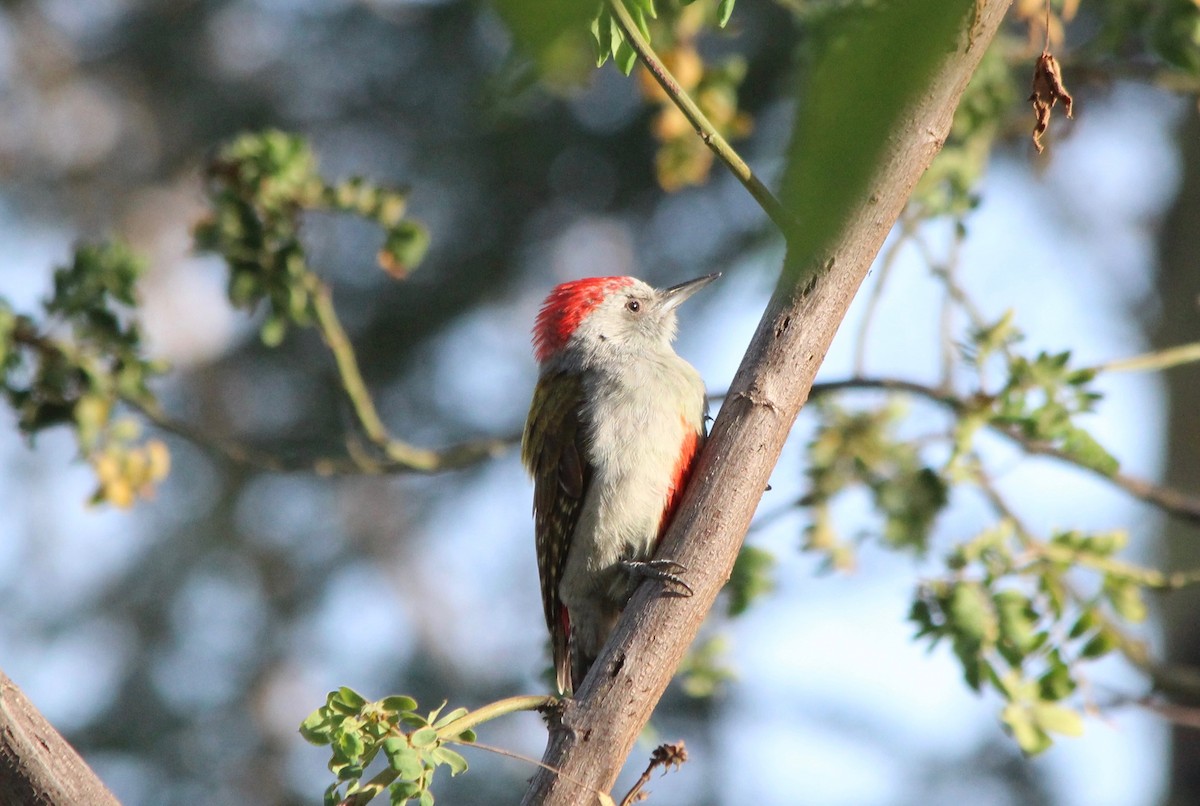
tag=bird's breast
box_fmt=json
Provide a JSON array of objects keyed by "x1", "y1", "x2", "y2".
[{"x1": 576, "y1": 356, "x2": 706, "y2": 567}]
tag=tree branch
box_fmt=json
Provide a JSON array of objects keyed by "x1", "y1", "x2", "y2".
[
  {"x1": 521, "y1": 2, "x2": 1013, "y2": 802},
  {"x1": 804, "y1": 376, "x2": 1200, "y2": 527},
  {"x1": 0, "y1": 668, "x2": 120, "y2": 806},
  {"x1": 11, "y1": 319, "x2": 513, "y2": 476},
  {"x1": 133, "y1": 396, "x2": 515, "y2": 476}
]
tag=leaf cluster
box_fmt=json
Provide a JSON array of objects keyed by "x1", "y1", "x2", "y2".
[
  {"x1": 779, "y1": 305, "x2": 1190, "y2": 754},
  {"x1": 301, "y1": 688, "x2": 475, "y2": 806},
  {"x1": 957, "y1": 311, "x2": 1116, "y2": 475},
  {"x1": 0, "y1": 243, "x2": 169, "y2": 507},
  {"x1": 802, "y1": 400, "x2": 950, "y2": 568},
  {"x1": 194, "y1": 129, "x2": 430, "y2": 347},
  {"x1": 592, "y1": 0, "x2": 736, "y2": 76},
  {"x1": 910, "y1": 521, "x2": 1148, "y2": 754}
]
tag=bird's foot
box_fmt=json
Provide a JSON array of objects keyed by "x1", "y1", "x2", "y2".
[{"x1": 621, "y1": 559, "x2": 693, "y2": 597}]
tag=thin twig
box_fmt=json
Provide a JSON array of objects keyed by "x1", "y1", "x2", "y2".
[
  {"x1": 133, "y1": 397, "x2": 515, "y2": 475},
  {"x1": 803, "y1": 376, "x2": 1200, "y2": 527},
  {"x1": 1093, "y1": 341, "x2": 1200, "y2": 375},
  {"x1": 618, "y1": 742, "x2": 688, "y2": 806},
  {"x1": 308, "y1": 275, "x2": 392, "y2": 449},
  {"x1": 605, "y1": 0, "x2": 793, "y2": 236},
  {"x1": 13, "y1": 320, "x2": 514, "y2": 475}
]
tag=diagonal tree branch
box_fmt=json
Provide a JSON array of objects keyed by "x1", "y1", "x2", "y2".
[
  {"x1": 522, "y1": 1, "x2": 1014, "y2": 802},
  {"x1": 0, "y1": 668, "x2": 120, "y2": 806}
]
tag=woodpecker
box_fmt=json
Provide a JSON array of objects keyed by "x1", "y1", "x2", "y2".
[{"x1": 521, "y1": 273, "x2": 718, "y2": 695}]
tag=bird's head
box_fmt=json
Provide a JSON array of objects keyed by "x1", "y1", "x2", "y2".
[{"x1": 532, "y1": 273, "x2": 719, "y2": 366}]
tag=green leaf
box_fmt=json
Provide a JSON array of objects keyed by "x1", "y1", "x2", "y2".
[
  {"x1": 384, "y1": 740, "x2": 425, "y2": 780},
  {"x1": 390, "y1": 781, "x2": 421, "y2": 804},
  {"x1": 300, "y1": 709, "x2": 334, "y2": 744},
  {"x1": 1080, "y1": 627, "x2": 1119, "y2": 659},
  {"x1": 631, "y1": 0, "x2": 656, "y2": 20},
  {"x1": 432, "y1": 707, "x2": 468, "y2": 729},
  {"x1": 1037, "y1": 653, "x2": 1076, "y2": 702},
  {"x1": 411, "y1": 727, "x2": 439, "y2": 748},
  {"x1": 717, "y1": 0, "x2": 735, "y2": 27},
  {"x1": 335, "y1": 729, "x2": 366, "y2": 762},
  {"x1": 419, "y1": 789, "x2": 435, "y2": 806},
  {"x1": 1067, "y1": 608, "x2": 1099, "y2": 640},
  {"x1": 260, "y1": 315, "x2": 287, "y2": 347},
  {"x1": 949, "y1": 581, "x2": 997, "y2": 646},
  {"x1": 1002, "y1": 702, "x2": 1052, "y2": 755},
  {"x1": 615, "y1": 39, "x2": 637, "y2": 76},
  {"x1": 431, "y1": 746, "x2": 469, "y2": 776},
  {"x1": 489, "y1": 0, "x2": 596, "y2": 80},
  {"x1": 1033, "y1": 701, "x2": 1084, "y2": 737},
  {"x1": 1060, "y1": 427, "x2": 1119, "y2": 475},
  {"x1": 780, "y1": 0, "x2": 977, "y2": 284},
  {"x1": 631, "y1": 7, "x2": 650, "y2": 41},
  {"x1": 382, "y1": 695, "x2": 419, "y2": 714},
  {"x1": 334, "y1": 687, "x2": 367, "y2": 711},
  {"x1": 1105, "y1": 579, "x2": 1147, "y2": 623},
  {"x1": 995, "y1": 590, "x2": 1038, "y2": 656},
  {"x1": 592, "y1": 8, "x2": 612, "y2": 67},
  {"x1": 1151, "y1": 0, "x2": 1200, "y2": 73}
]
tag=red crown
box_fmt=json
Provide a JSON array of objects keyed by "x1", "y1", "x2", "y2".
[{"x1": 533, "y1": 276, "x2": 634, "y2": 362}]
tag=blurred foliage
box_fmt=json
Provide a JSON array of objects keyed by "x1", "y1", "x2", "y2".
[
  {"x1": 630, "y1": 2, "x2": 753, "y2": 191},
  {"x1": 196, "y1": 130, "x2": 429, "y2": 348},
  {"x1": 677, "y1": 635, "x2": 736, "y2": 698},
  {"x1": 794, "y1": 301, "x2": 1197, "y2": 754},
  {"x1": 591, "y1": 0, "x2": 739, "y2": 76},
  {"x1": 780, "y1": 0, "x2": 977, "y2": 280},
  {"x1": 0, "y1": 129, "x2": 430, "y2": 504},
  {"x1": 0, "y1": 243, "x2": 168, "y2": 507},
  {"x1": 961, "y1": 312, "x2": 1115, "y2": 475},
  {"x1": 725, "y1": 544, "x2": 776, "y2": 617},
  {"x1": 912, "y1": 45, "x2": 1017, "y2": 218},
  {"x1": 909, "y1": 522, "x2": 1140, "y2": 755},
  {"x1": 803, "y1": 400, "x2": 950, "y2": 566}
]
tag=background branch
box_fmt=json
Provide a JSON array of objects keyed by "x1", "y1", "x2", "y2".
[{"x1": 805, "y1": 376, "x2": 1200, "y2": 527}]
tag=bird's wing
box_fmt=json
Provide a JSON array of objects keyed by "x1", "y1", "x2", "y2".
[{"x1": 521, "y1": 370, "x2": 591, "y2": 694}]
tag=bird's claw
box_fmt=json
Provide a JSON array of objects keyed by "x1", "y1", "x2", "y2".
[{"x1": 621, "y1": 559, "x2": 693, "y2": 597}]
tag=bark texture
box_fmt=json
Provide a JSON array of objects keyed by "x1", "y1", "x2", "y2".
[
  {"x1": 521, "y1": 1, "x2": 1015, "y2": 803},
  {"x1": 0, "y1": 669, "x2": 120, "y2": 806}
]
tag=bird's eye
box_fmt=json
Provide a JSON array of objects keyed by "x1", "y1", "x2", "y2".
[{"x1": 625, "y1": 300, "x2": 641, "y2": 313}]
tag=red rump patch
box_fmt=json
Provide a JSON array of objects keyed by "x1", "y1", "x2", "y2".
[
  {"x1": 533, "y1": 276, "x2": 634, "y2": 362},
  {"x1": 658, "y1": 422, "x2": 701, "y2": 541}
]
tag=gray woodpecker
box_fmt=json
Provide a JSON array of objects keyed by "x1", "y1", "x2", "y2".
[{"x1": 521, "y1": 273, "x2": 718, "y2": 695}]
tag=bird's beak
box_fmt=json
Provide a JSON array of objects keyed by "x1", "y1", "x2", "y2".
[{"x1": 659, "y1": 272, "x2": 720, "y2": 311}]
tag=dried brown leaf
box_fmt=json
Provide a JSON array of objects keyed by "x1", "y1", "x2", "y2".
[{"x1": 1029, "y1": 51, "x2": 1074, "y2": 154}]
